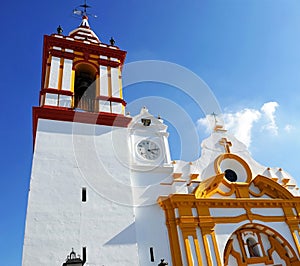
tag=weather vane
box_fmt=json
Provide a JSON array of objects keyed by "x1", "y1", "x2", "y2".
[{"x1": 73, "y1": 0, "x2": 97, "y2": 18}]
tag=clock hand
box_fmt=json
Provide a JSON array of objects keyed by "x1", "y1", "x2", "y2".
[{"x1": 148, "y1": 149, "x2": 159, "y2": 155}]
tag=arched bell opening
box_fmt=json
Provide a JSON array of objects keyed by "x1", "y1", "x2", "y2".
[{"x1": 74, "y1": 63, "x2": 97, "y2": 112}]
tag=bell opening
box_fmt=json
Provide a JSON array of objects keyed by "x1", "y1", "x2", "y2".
[{"x1": 74, "y1": 63, "x2": 97, "y2": 112}]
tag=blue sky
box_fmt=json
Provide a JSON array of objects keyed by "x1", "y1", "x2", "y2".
[{"x1": 2, "y1": 0, "x2": 300, "y2": 265}]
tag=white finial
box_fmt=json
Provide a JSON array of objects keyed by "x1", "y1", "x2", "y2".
[
  {"x1": 80, "y1": 16, "x2": 90, "y2": 28},
  {"x1": 141, "y1": 106, "x2": 148, "y2": 113}
]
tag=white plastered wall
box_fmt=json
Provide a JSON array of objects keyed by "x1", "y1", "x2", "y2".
[
  {"x1": 131, "y1": 169, "x2": 173, "y2": 265},
  {"x1": 22, "y1": 119, "x2": 139, "y2": 266}
]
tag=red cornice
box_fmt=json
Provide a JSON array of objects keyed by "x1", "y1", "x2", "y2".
[{"x1": 33, "y1": 106, "x2": 132, "y2": 145}]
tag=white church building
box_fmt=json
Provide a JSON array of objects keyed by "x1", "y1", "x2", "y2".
[{"x1": 22, "y1": 8, "x2": 300, "y2": 266}]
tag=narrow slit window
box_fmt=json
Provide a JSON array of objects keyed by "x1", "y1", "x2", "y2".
[
  {"x1": 82, "y1": 247, "x2": 87, "y2": 263},
  {"x1": 150, "y1": 247, "x2": 154, "y2": 262},
  {"x1": 82, "y1": 187, "x2": 87, "y2": 202}
]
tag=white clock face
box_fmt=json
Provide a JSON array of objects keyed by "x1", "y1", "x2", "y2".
[{"x1": 136, "y1": 140, "x2": 161, "y2": 160}]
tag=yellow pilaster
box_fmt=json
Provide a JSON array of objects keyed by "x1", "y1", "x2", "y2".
[
  {"x1": 70, "y1": 69, "x2": 75, "y2": 92},
  {"x1": 283, "y1": 206, "x2": 300, "y2": 257},
  {"x1": 184, "y1": 235, "x2": 194, "y2": 266},
  {"x1": 201, "y1": 227, "x2": 214, "y2": 266},
  {"x1": 194, "y1": 236, "x2": 203, "y2": 266},
  {"x1": 44, "y1": 56, "x2": 51, "y2": 89},
  {"x1": 211, "y1": 230, "x2": 222, "y2": 265},
  {"x1": 197, "y1": 205, "x2": 222, "y2": 266},
  {"x1": 118, "y1": 66, "x2": 125, "y2": 114},
  {"x1": 118, "y1": 66, "x2": 123, "y2": 99},
  {"x1": 180, "y1": 228, "x2": 201, "y2": 266},
  {"x1": 70, "y1": 69, "x2": 75, "y2": 108}
]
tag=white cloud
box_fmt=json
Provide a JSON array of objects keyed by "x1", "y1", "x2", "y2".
[
  {"x1": 223, "y1": 109, "x2": 261, "y2": 147},
  {"x1": 197, "y1": 115, "x2": 215, "y2": 134},
  {"x1": 260, "y1": 102, "x2": 279, "y2": 135},
  {"x1": 197, "y1": 101, "x2": 280, "y2": 148}
]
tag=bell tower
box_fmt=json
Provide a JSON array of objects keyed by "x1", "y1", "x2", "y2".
[
  {"x1": 34, "y1": 11, "x2": 129, "y2": 138},
  {"x1": 22, "y1": 6, "x2": 141, "y2": 266}
]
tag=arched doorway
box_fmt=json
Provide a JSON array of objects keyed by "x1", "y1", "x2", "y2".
[{"x1": 224, "y1": 223, "x2": 299, "y2": 266}]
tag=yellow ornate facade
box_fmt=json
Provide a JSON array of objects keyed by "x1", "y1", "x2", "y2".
[{"x1": 158, "y1": 130, "x2": 300, "y2": 266}]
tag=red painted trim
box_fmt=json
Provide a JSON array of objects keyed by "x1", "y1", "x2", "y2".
[
  {"x1": 50, "y1": 49, "x2": 75, "y2": 60},
  {"x1": 97, "y1": 96, "x2": 127, "y2": 106},
  {"x1": 42, "y1": 105, "x2": 72, "y2": 111},
  {"x1": 41, "y1": 88, "x2": 73, "y2": 96},
  {"x1": 32, "y1": 106, "x2": 131, "y2": 145},
  {"x1": 98, "y1": 59, "x2": 120, "y2": 68}
]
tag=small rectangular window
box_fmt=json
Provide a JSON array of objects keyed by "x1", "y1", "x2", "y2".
[
  {"x1": 150, "y1": 247, "x2": 154, "y2": 262},
  {"x1": 82, "y1": 187, "x2": 87, "y2": 202}
]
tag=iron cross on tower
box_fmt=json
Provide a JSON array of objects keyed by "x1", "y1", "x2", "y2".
[
  {"x1": 73, "y1": 0, "x2": 97, "y2": 18},
  {"x1": 211, "y1": 112, "x2": 218, "y2": 125},
  {"x1": 80, "y1": 0, "x2": 90, "y2": 16}
]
